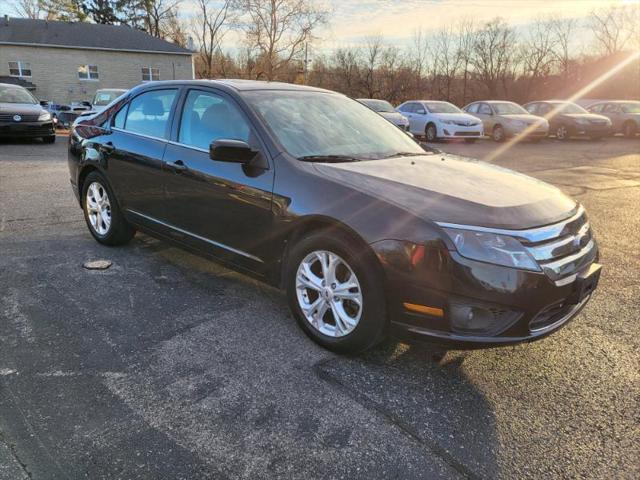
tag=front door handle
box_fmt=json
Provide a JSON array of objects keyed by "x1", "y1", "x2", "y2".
[
  {"x1": 167, "y1": 160, "x2": 187, "y2": 173},
  {"x1": 101, "y1": 141, "x2": 115, "y2": 154}
]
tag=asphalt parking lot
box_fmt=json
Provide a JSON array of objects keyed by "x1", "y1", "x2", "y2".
[{"x1": 1, "y1": 135, "x2": 639, "y2": 479}]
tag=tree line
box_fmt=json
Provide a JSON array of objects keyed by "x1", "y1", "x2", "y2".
[{"x1": 11, "y1": 0, "x2": 640, "y2": 104}]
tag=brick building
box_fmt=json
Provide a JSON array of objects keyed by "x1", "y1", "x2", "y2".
[{"x1": 0, "y1": 16, "x2": 193, "y2": 104}]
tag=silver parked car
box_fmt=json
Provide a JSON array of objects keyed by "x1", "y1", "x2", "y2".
[
  {"x1": 357, "y1": 99, "x2": 409, "y2": 130},
  {"x1": 464, "y1": 100, "x2": 549, "y2": 142},
  {"x1": 587, "y1": 100, "x2": 640, "y2": 138}
]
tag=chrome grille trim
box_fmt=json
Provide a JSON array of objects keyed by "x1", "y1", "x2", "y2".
[{"x1": 437, "y1": 205, "x2": 584, "y2": 244}]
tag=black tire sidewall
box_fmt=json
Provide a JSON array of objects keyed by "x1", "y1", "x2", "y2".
[
  {"x1": 285, "y1": 232, "x2": 387, "y2": 354},
  {"x1": 492, "y1": 125, "x2": 504, "y2": 142},
  {"x1": 426, "y1": 124, "x2": 437, "y2": 142},
  {"x1": 623, "y1": 122, "x2": 636, "y2": 138},
  {"x1": 81, "y1": 171, "x2": 133, "y2": 245}
]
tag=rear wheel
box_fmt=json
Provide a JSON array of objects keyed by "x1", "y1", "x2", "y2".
[
  {"x1": 425, "y1": 123, "x2": 438, "y2": 142},
  {"x1": 286, "y1": 231, "x2": 387, "y2": 354},
  {"x1": 623, "y1": 121, "x2": 637, "y2": 138},
  {"x1": 82, "y1": 171, "x2": 135, "y2": 246}
]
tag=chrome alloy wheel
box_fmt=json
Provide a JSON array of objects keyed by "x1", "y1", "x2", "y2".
[
  {"x1": 85, "y1": 181, "x2": 112, "y2": 235},
  {"x1": 556, "y1": 125, "x2": 568, "y2": 140},
  {"x1": 295, "y1": 250, "x2": 363, "y2": 337}
]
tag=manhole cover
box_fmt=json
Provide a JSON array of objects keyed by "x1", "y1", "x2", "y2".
[{"x1": 83, "y1": 260, "x2": 112, "y2": 270}]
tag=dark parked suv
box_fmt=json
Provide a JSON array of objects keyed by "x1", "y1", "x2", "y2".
[{"x1": 68, "y1": 80, "x2": 601, "y2": 353}]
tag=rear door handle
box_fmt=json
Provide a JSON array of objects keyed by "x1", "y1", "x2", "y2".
[{"x1": 167, "y1": 160, "x2": 187, "y2": 173}]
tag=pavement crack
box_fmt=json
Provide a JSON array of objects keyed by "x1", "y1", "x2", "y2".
[
  {"x1": 313, "y1": 358, "x2": 478, "y2": 480},
  {"x1": 0, "y1": 430, "x2": 33, "y2": 479}
]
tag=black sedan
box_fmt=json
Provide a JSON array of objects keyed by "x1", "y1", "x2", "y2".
[
  {"x1": 0, "y1": 83, "x2": 55, "y2": 143},
  {"x1": 68, "y1": 80, "x2": 601, "y2": 353},
  {"x1": 523, "y1": 100, "x2": 612, "y2": 140}
]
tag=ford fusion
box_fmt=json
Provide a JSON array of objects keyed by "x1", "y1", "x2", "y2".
[
  {"x1": 68, "y1": 80, "x2": 601, "y2": 353},
  {"x1": 0, "y1": 83, "x2": 55, "y2": 143}
]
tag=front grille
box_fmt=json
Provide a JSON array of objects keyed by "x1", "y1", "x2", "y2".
[
  {"x1": 0, "y1": 113, "x2": 39, "y2": 122},
  {"x1": 514, "y1": 206, "x2": 597, "y2": 282},
  {"x1": 454, "y1": 131, "x2": 481, "y2": 136}
]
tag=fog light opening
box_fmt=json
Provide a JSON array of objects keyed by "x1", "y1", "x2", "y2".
[{"x1": 449, "y1": 303, "x2": 520, "y2": 336}]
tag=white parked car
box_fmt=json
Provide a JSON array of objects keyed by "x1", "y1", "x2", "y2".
[
  {"x1": 91, "y1": 89, "x2": 128, "y2": 113},
  {"x1": 396, "y1": 100, "x2": 484, "y2": 142}
]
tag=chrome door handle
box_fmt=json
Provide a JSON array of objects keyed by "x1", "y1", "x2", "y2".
[{"x1": 167, "y1": 160, "x2": 187, "y2": 173}]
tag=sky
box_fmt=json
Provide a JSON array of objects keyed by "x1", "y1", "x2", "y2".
[{"x1": 2, "y1": 0, "x2": 637, "y2": 51}]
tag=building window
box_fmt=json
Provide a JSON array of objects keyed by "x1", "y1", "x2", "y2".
[
  {"x1": 9, "y1": 61, "x2": 32, "y2": 77},
  {"x1": 78, "y1": 65, "x2": 99, "y2": 81},
  {"x1": 141, "y1": 67, "x2": 160, "y2": 82}
]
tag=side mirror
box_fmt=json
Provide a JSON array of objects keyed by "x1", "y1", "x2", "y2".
[
  {"x1": 40, "y1": 100, "x2": 48, "y2": 107},
  {"x1": 210, "y1": 139, "x2": 257, "y2": 164}
]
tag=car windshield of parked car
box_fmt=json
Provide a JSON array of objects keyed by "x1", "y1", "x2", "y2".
[
  {"x1": 622, "y1": 103, "x2": 640, "y2": 113},
  {"x1": 550, "y1": 102, "x2": 588, "y2": 114},
  {"x1": 359, "y1": 99, "x2": 395, "y2": 113},
  {"x1": 0, "y1": 86, "x2": 37, "y2": 104},
  {"x1": 424, "y1": 102, "x2": 462, "y2": 114},
  {"x1": 492, "y1": 102, "x2": 529, "y2": 115},
  {"x1": 246, "y1": 91, "x2": 426, "y2": 160}
]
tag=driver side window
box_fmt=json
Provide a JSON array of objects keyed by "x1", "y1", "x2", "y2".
[
  {"x1": 178, "y1": 90, "x2": 250, "y2": 150},
  {"x1": 479, "y1": 103, "x2": 492, "y2": 115}
]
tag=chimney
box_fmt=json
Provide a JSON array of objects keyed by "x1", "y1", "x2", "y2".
[
  {"x1": 187, "y1": 36, "x2": 195, "y2": 51},
  {"x1": 4, "y1": 15, "x2": 9, "y2": 26}
]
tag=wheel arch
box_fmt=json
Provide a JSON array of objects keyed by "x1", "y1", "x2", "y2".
[
  {"x1": 276, "y1": 215, "x2": 383, "y2": 289},
  {"x1": 77, "y1": 164, "x2": 101, "y2": 207}
]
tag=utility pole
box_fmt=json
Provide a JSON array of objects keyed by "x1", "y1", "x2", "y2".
[{"x1": 303, "y1": 42, "x2": 309, "y2": 85}]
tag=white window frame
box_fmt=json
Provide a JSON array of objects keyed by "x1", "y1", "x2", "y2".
[
  {"x1": 141, "y1": 66, "x2": 160, "y2": 82},
  {"x1": 9, "y1": 61, "x2": 32, "y2": 78},
  {"x1": 78, "y1": 64, "x2": 99, "y2": 81}
]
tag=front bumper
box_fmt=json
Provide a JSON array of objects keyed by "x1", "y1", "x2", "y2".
[
  {"x1": 572, "y1": 124, "x2": 612, "y2": 137},
  {"x1": 372, "y1": 241, "x2": 601, "y2": 348},
  {"x1": 437, "y1": 123, "x2": 483, "y2": 139},
  {"x1": 0, "y1": 121, "x2": 55, "y2": 138},
  {"x1": 505, "y1": 125, "x2": 548, "y2": 138}
]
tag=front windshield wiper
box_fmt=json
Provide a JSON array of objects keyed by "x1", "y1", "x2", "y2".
[
  {"x1": 298, "y1": 155, "x2": 363, "y2": 163},
  {"x1": 379, "y1": 151, "x2": 427, "y2": 159}
]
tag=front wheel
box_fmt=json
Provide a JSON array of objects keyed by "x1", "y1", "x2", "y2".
[
  {"x1": 82, "y1": 171, "x2": 135, "y2": 246},
  {"x1": 555, "y1": 124, "x2": 570, "y2": 140},
  {"x1": 43, "y1": 135, "x2": 56, "y2": 144},
  {"x1": 623, "y1": 121, "x2": 637, "y2": 138},
  {"x1": 492, "y1": 125, "x2": 505, "y2": 142},
  {"x1": 286, "y1": 231, "x2": 387, "y2": 354},
  {"x1": 425, "y1": 123, "x2": 438, "y2": 142}
]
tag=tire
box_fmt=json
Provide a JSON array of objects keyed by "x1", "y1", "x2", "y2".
[
  {"x1": 464, "y1": 138, "x2": 476, "y2": 144},
  {"x1": 43, "y1": 135, "x2": 56, "y2": 144},
  {"x1": 555, "y1": 124, "x2": 569, "y2": 141},
  {"x1": 492, "y1": 125, "x2": 505, "y2": 142},
  {"x1": 285, "y1": 230, "x2": 387, "y2": 354},
  {"x1": 623, "y1": 121, "x2": 637, "y2": 138},
  {"x1": 81, "y1": 171, "x2": 135, "y2": 246},
  {"x1": 425, "y1": 123, "x2": 438, "y2": 142}
]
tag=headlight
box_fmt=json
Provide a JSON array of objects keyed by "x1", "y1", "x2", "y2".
[
  {"x1": 575, "y1": 118, "x2": 590, "y2": 125},
  {"x1": 440, "y1": 119, "x2": 455, "y2": 125},
  {"x1": 38, "y1": 111, "x2": 51, "y2": 121},
  {"x1": 443, "y1": 228, "x2": 540, "y2": 271}
]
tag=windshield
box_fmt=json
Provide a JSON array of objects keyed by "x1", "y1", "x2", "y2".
[
  {"x1": 550, "y1": 102, "x2": 588, "y2": 114},
  {"x1": 622, "y1": 103, "x2": 640, "y2": 114},
  {"x1": 492, "y1": 102, "x2": 528, "y2": 115},
  {"x1": 246, "y1": 91, "x2": 425, "y2": 160},
  {"x1": 0, "y1": 85, "x2": 38, "y2": 104},
  {"x1": 93, "y1": 90, "x2": 125, "y2": 106},
  {"x1": 358, "y1": 99, "x2": 395, "y2": 113},
  {"x1": 424, "y1": 102, "x2": 461, "y2": 114}
]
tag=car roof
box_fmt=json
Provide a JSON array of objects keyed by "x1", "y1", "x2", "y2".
[
  {"x1": 129, "y1": 79, "x2": 336, "y2": 95},
  {"x1": 0, "y1": 82, "x2": 27, "y2": 89}
]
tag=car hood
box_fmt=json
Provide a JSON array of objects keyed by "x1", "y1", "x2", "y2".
[
  {"x1": 500, "y1": 114, "x2": 546, "y2": 124},
  {"x1": 379, "y1": 111, "x2": 408, "y2": 123},
  {"x1": 313, "y1": 154, "x2": 577, "y2": 230},
  {"x1": 0, "y1": 102, "x2": 43, "y2": 114},
  {"x1": 562, "y1": 113, "x2": 609, "y2": 122},
  {"x1": 433, "y1": 113, "x2": 481, "y2": 124}
]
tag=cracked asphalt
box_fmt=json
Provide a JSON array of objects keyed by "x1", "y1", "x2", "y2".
[{"x1": 1, "y1": 135, "x2": 639, "y2": 479}]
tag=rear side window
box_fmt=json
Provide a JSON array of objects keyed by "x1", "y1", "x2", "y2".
[
  {"x1": 178, "y1": 90, "x2": 250, "y2": 150},
  {"x1": 478, "y1": 103, "x2": 492, "y2": 115},
  {"x1": 399, "y1": 103, "x2": 413, "y2": 113},
  {"x1": 466, "y1": 103, "x2": 479, "y2": 113},
  {"x1": 525, "y1": 103, "x2": 538, "y2": 114},
  {"x1": 589, "y1": 104, "x2": 604, "y2": 113},
  {"x1": 122, "y1": 89, "x2": 177, "y2": 139}
]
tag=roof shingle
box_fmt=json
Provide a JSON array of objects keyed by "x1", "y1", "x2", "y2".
[{"x1": 0, "y1": 17, "x2": 192, "y2": 55}]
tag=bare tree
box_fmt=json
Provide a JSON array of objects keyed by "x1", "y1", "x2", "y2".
[
  {"x1": 589, "y1": 5, "x2": 637, "y2": 55},
  {"x1": 331, "y1": 47, "x2": 361, "y2": 96},
  {"x1": 471, "y1": 18, "x2": 517, "y2": 98},
  {"x1": 361, "y1": 35, "x2": 383, "y2": 97},
  {"x1": 456, "y1": 19, "x2": 475, "y2": 105},
  {"x1": 11, "y1": 0, "x2": 45, "y2": 18},
  {"x1": 193, "y1": 0, "x2": 233, "y2": 78},
  {"x1": 143, "y1": 0, "x2": 183, "y2": 38},
  {"x1": 520, "y1": 17, "x2": 557, "y2": 99},
  {"x1": 430, "y1": 25, "x2": 461, "y2": 100},
  {"x1": 238, "y1": 0, "x2": 328, "y2": 81},
  {"x1": 550, "y1": 16, "x2": 577, "y2": 81}
]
